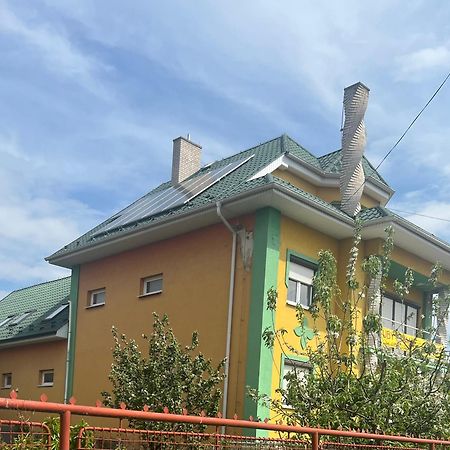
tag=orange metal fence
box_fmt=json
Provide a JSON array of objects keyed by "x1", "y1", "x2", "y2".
[
  {"x1": 1, "y1": 391, "x2": 450, "y2": 450},
  {"x1": 0, "y1": 418, "x2": 51, "y2": 449}
]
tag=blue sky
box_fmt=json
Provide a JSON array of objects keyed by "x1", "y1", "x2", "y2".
[{"x1": 1, "y1": 0, "x2": 449, "y2": 297}]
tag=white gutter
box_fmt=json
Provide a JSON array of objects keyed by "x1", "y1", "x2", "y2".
[
  {"x1": 216, "y1": 202, "x2": 237, "y2": 427},
  {"x1": 63, "y1": 300, "x2": 72, "y2": 403}
]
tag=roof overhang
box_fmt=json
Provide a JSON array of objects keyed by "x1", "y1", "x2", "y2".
[
  {"x1": 249, "y1": 154, "x2": 394, "y2": 206},
  {"x1": 47, "y1": 182, "x2": 449, "y2": 272},
  {"x1": 362, "y1": 217, "x2": 450, "y2": 270},
  {"x1": 0, "y1": 324, "x2": 68, "y2": 349},
  {"x1": 47, "y1": 182, "x2": 356, "y2": 268}
]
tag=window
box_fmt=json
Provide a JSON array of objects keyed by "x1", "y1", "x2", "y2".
[
  {"x1": 0, "y1": 316, "x2": 14, "y2": 327},
  {"x1": 141, "y1": 275, "x2": 163, "y2": 296},
  {"x1": 88, "y1": 289, "x2": 105, "y2": 307},
  {"x1": 2, "y1": 373, "x2": 12, "y2": 389},
  {"x1": 282, "y1": 358, "x2": 311, "y2": 407},
  {"x1": 39, "y1": 370, "x2": 54, "y2": 387},
  {"x1": 45, "y1": 303, "x2": 68, "y2": 320},
  {"x1": 380, "y1": 295, "x2": 418, "y2": 336},
  {"x1": 287, "y1": 258, "x2": 315, "y2": 308},
  {"x1": 10, "y1": 311, "x2": 33, "y2": 326}
]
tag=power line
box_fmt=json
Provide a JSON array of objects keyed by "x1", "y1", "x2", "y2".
[
  {"x1": 346, "y1": 70, "x2": 450, "y2": 204},
  {"x1": 389, "y1": 208, "x2": 450, "y2": 223},
  {"x1": 374, "y1": 70, "x2": 450, "y2": 172}
]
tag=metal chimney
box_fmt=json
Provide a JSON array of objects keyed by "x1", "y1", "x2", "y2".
[{"x1": 340, "y1": 82, "x2": 370, "y2": 216}]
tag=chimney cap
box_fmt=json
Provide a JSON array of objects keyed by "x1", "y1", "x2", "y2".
[
  {"x1": 172, "y1": 135, "x2": 202, "y2": 149},
  {"x1": 344, "y1": 81, "x2": 370, "y2": 93}
]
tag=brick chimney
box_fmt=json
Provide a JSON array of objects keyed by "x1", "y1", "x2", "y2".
[
  {"x1": 171, "y1": 136, "x2": 202, "y2": 184},
  {"x1": 340, "y1": 82, "x2": 370, "y2": 216}
]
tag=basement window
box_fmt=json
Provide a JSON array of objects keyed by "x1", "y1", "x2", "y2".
[
  {"x1": 39, "y1": 369, "x2": 54, "y2": 387},
  {"x1": 2, "y1": 373, "x2": 12, "y2": 389},
  {"x1": 88, "y1": 289, "x2": 106, "y2": 308},
  {"x1": 141, "y1": 275, "x2": 163, "y2": 297}
]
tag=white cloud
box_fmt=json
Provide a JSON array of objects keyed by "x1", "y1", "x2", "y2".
[
  {"x1": 397, "y1": 46, "x2": 450, "y2": 79},
  {"x1": 0, "y1": 0, "x2": 113, "y2": 99}
]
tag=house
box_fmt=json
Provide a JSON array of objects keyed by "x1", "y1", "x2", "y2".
[
  {"x1": 0, "y1": 277, "x2": 71, "y2": 407},
  {"x1": 2, "y1": 82, "x2": 449, "y2": 428}
]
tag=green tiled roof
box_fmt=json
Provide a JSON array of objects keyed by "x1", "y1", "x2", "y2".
[
  {"x1": 318, "y1": 149, "x2": 390, "y2": 187},
  {"x1": 0, "y1": 277, "x2": 71, "y2": 344},
  {"x1": 47, "y1": 135, "x2": 391, "y2": 261}
]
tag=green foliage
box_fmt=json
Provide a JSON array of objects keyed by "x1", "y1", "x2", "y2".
[
  {"x1": 253, "y1": 225, "x2": 450, "y2": 439},
  {"x1": 102, "y1": 313, "x2": 225, "y2": 431},
  {"x1": 43, "y1": 416, "x2": 94, "y2": 450}
]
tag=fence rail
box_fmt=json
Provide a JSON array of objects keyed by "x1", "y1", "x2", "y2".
[
  {"x1": 0, "y1": 418, "x2": 51, "y2": 449},
  {"x1": 1, "y1": 391, "x2": 450, "y2": 450}
]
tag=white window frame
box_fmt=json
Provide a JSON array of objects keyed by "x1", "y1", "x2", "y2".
[
  {"x1": 39, "y1": 369, "x2": 54, "y2": 387},
  {"x1": 88, "y1": 289, "x2": 106, "y2": 308},
  {"x1": 45, "y1": 303, "x2": 68, "y2": 320},
  {"x1": 10, "y1": 311, "x2": 33, "y2": 326},
  {"x1": 2, "y1": 373, "x2": 12, "y2": 389},
  {"x1": 287, "y1": 258, "x2": 315, "y2": 309},
  {"x1": 281, "y1": 358, "x2": 311, "y2": 407},
  {"x1": 141, "y1": 275, "x2": 163, "y2": 297},
  {"x1": 380, "y1": 295, "x2": 419, "y2": 336},
  {"x1": 0, "y1": 316, "x2": 14, "y2": 327}
]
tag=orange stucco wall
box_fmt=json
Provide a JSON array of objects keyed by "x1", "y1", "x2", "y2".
[
  {"x1": 0, "y1": 340, "x2": 66, "y2": 419},
  {"x1": 73, "y1": 217, "x2": 254, "y2": 419}
]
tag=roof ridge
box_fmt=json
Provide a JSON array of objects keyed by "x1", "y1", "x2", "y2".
[
  {"x1": 318, "y1": 148, "x2": 341, "y2": 159},
  {"x1": 284, "y1": 134, "x2": 320, "y2": 160},
  {"x1": 3, "y1": 276, "x2": 71, "y2": 298}
]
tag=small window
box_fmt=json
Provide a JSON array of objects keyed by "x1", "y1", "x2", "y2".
[
  {"x1": 0, "y1": 316, "x2": 14, "y2": 328},
  {"x1": 39, "y1": 370, "x2": 54, "y2": 387},
  {"x1": 142, "y1": 275, "x2": 163, "y2": 296},
  {"x1": 88, "y1": 289, "x2": 105, "y2": 307},
  {"x1": 282, "y1": 359, "x2": 311, "y2": 407},
  {"x1": 10, "y1": 311, "x2": 33, "y2": 326},
  {"x1": 45, "y1": 304, "x2": 69, "y2": 320},
  {"x1": 2, "y1": 373, "x2": 12, "y2": 389},
  {"x1": 287, "y1": 258, "x2": 315, "y2": 308}
]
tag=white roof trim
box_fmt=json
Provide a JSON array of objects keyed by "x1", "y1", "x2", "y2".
[{"x1": 249, "y1": 154, "x2": 393, "y2": 205}]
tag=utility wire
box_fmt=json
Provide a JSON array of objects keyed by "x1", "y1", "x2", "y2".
[
  {"x1": 374, "y1": 70, "x2": 450, "y2": 172},
  {"x1": 389, "y1": 208, "x2": 450, "y2": 223},
  {"x1": 345, "y1": 70, "x2": 450, "y2": 204}
]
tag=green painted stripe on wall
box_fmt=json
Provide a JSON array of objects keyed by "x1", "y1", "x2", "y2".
[
  {"x1": 244, "y1": 207, "x2": 281, "y2": 435},
  {"x1": 66, "y1": 265, "x2": 80, "y2": 402}
]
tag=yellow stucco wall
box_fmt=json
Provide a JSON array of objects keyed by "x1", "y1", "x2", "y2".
[
  {"x1": 73, "y1": 217, "x2": 254, "y2": 420},
  {"x1": 272, "y1": 169, "x2": 380, "y2": 209},
  {"x1": 270, "y1": 216, "x2": 340, "y2": 410},
  {"x1": 268, "y1": 216, "x2": 450, "y2": 411},
  {"x1": 0, "y1": 340, "x2": 66, "y2": 419}
]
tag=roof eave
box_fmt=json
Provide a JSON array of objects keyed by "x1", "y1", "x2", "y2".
[
  {"x1": 362, "y1": 216, "x2": 450, "y2": 270},
  {"x1": 0, "y1": 324, "x2": 68, "y2": 349},
  {"x1": 47, "y1": 183, "x2": 356, "y2": 268}
]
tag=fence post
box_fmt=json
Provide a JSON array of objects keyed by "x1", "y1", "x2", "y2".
[
  {"x1": 312, "y1": 431, "x2": 319, "y2": 450},
  {"x1": 60, "y1": 410, "x2": 71, "y2": 450}
]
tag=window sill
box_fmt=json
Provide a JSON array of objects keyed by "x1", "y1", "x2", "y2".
[
  {"x1": 38, "y1": 384, "x2": 54, "y2": 388},
  {"x1": 286, "y1": 301, "x2": 310, "y2": 310},
  {"x1": 1, "y1": 386, "x2": 12, "y2": 390},
  {"x1": 86, "y1": 302, "x2": 105, "y2": 309},
  {"x1": 138, "y1": 291, "x2": 162, "y2": 299}
]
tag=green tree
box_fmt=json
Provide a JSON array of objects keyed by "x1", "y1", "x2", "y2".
[
  {"x1": 102, "y1": 313, "x2": 225, "y2": 431},
  {"x1": 254, "y1": 225, "x2": 450, "y2": 439}
]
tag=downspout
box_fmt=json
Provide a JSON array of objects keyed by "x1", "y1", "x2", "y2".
[
  {"x1": 64, "y1": 300, "x2": 72, "y2": 403},
  {"x1": 216, "y1": 202, "x2": 237, "y2": 425}
]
